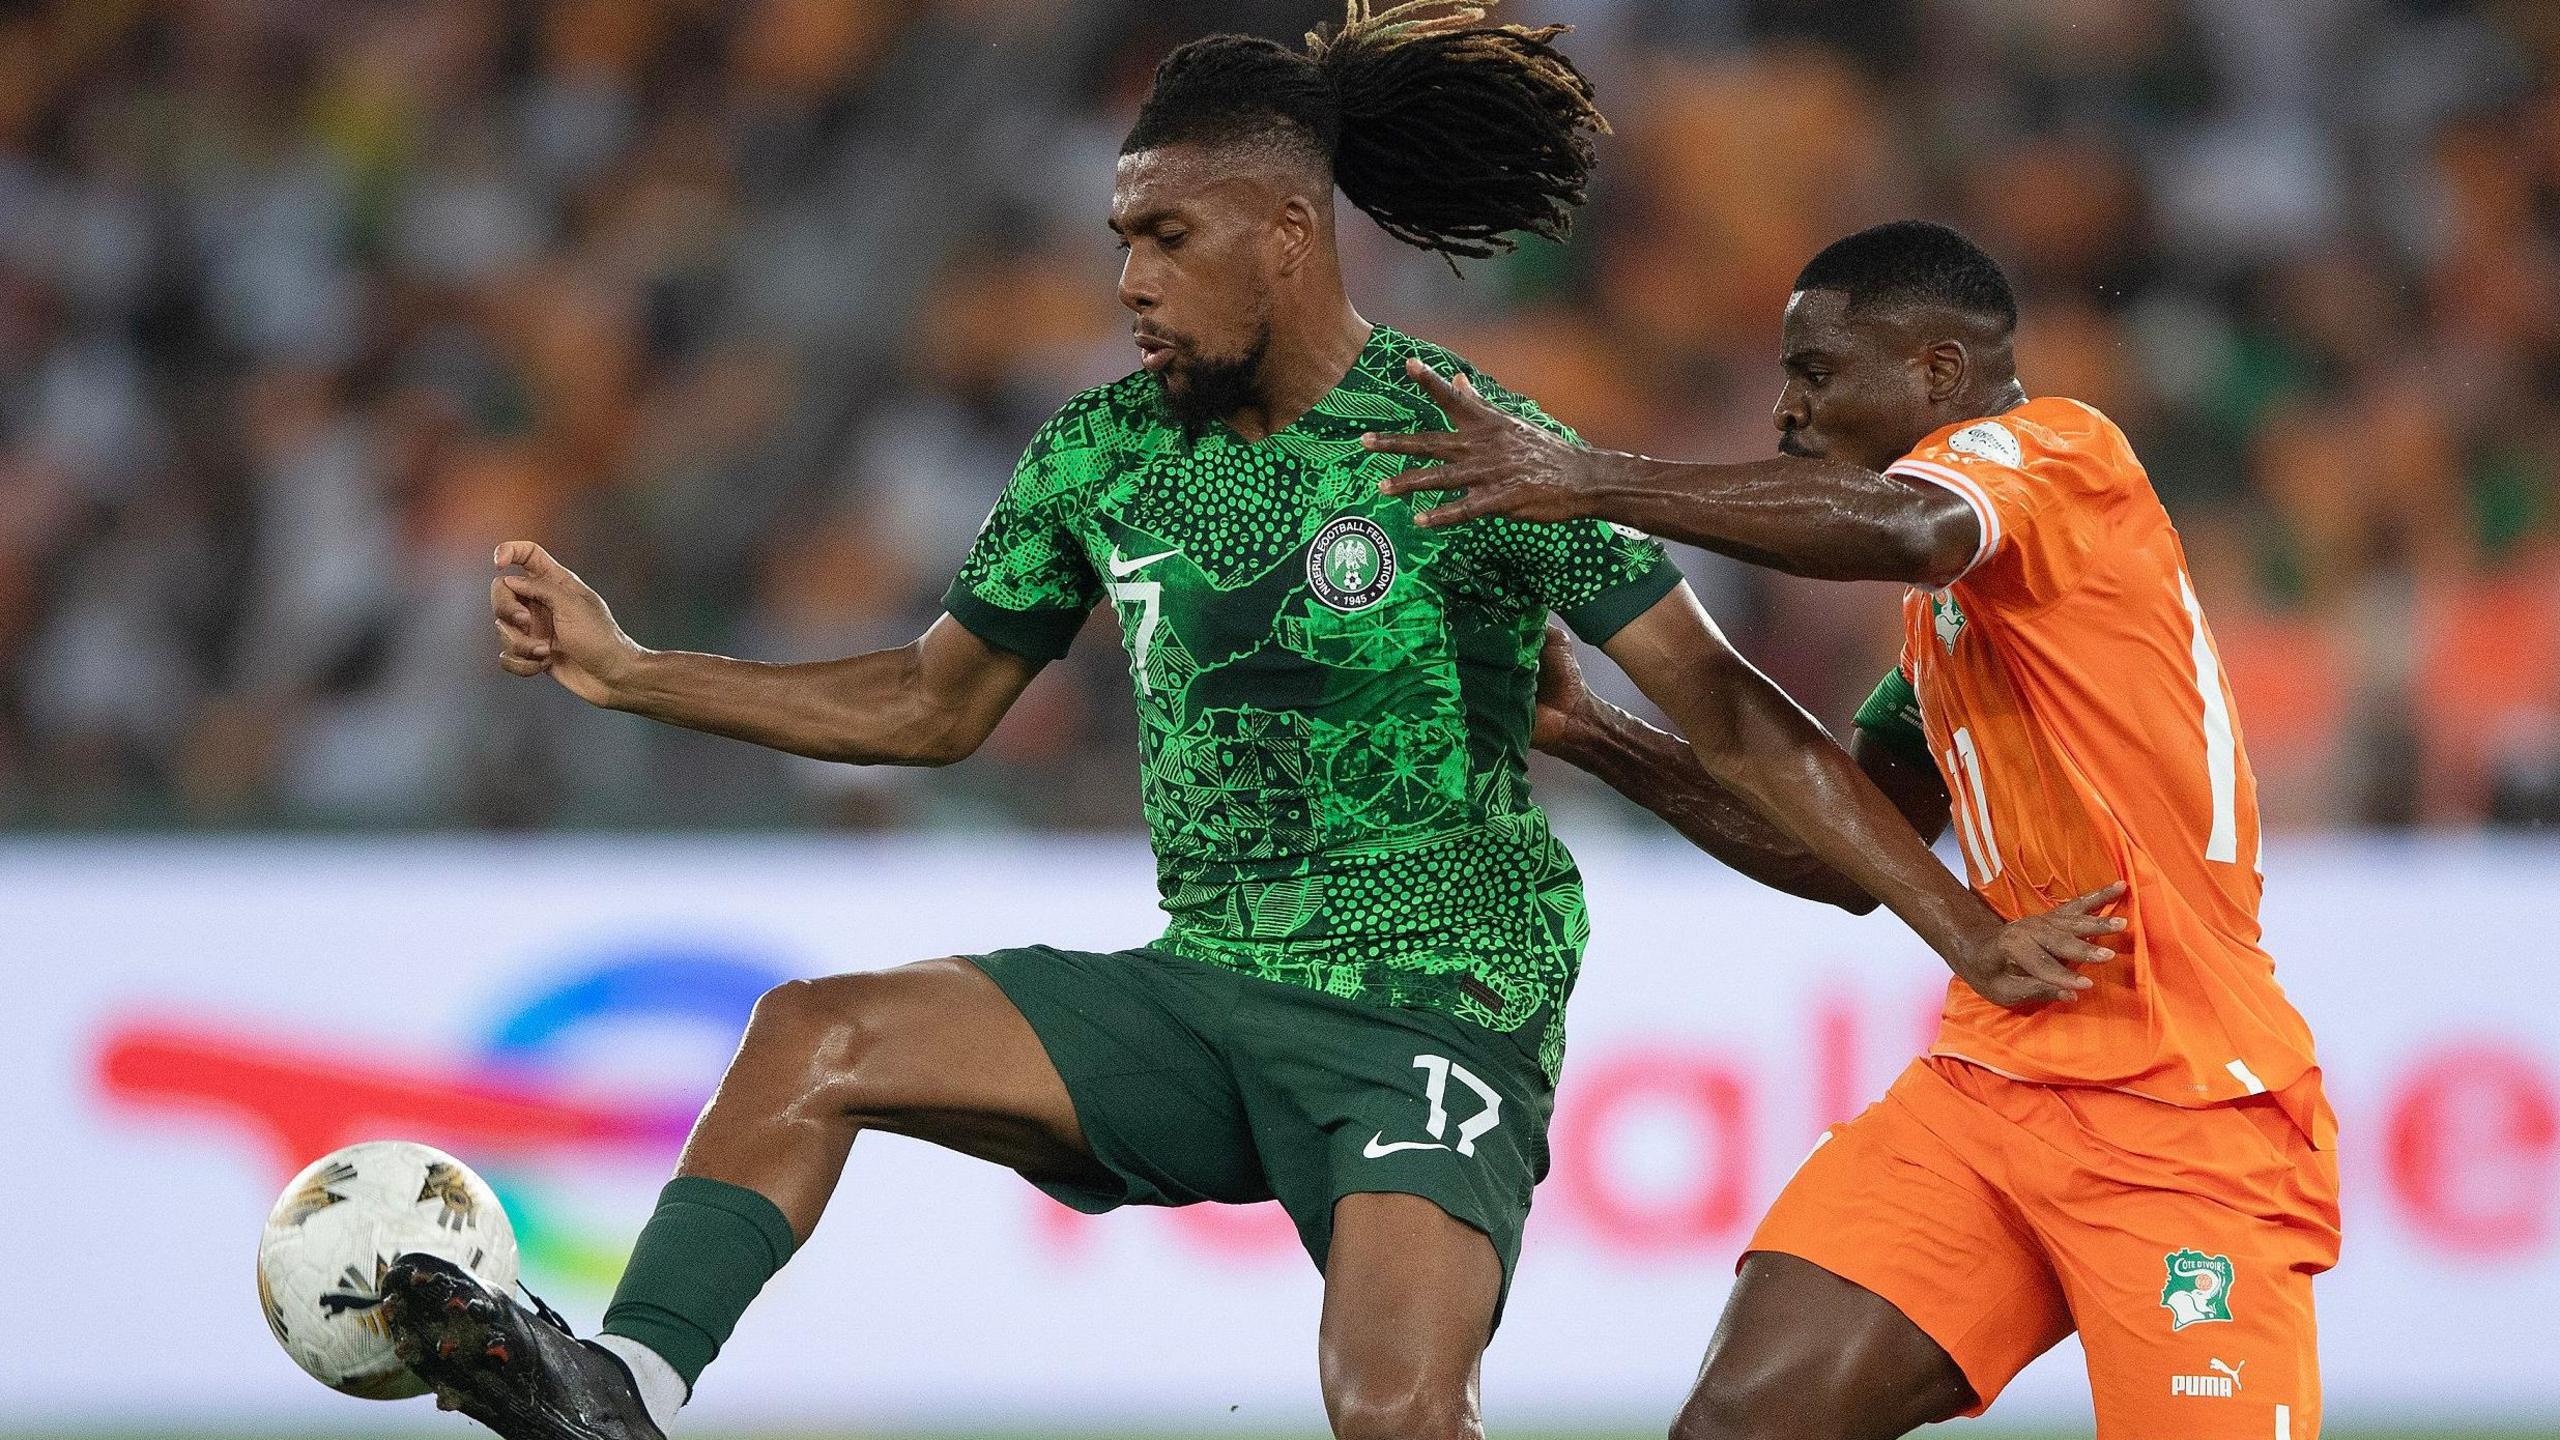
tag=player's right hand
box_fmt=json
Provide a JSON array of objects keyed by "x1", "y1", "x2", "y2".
[
  {"x1": 490, "y1": 541, "x2": 644, "y2": 708},
  {"x1": 1950, "y1": 882, "x2": 2128, "y2": 1008}
]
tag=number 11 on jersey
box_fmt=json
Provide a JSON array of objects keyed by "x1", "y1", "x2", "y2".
[
  {"x1": 1932, "y1": 565, "x2": 2245, "y2": 879},
  {"x1": 1943, "y1": 725, "x2": 2002, "y2": 881}
]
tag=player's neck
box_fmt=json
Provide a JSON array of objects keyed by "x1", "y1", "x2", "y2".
[
  {"x1": 1966, "y1": 377, "x2": 2029, "y2": 419},
  {"x1": 1226, "y1": 291, "x2": 1372, "y2": 443}
]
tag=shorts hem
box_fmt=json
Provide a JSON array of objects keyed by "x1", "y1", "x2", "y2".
[{"x1": 956, "y1": 951, "x2": 1146, "y2": 1213}]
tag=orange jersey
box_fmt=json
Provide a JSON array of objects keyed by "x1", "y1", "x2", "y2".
[{"x1": 1884, "y1": 397, "x2": 2325, "y2": 1127}]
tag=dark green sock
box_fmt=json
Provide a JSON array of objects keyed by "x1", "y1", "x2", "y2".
[{"x1": 600, "y1": 1176, "x2": 799, "y2": 1389}]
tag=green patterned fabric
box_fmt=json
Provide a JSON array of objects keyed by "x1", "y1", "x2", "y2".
[{"x1": 944, "y1": 325, "x2": 1680, "y2": 1077}]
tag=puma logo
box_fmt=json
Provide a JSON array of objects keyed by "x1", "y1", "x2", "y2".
[{"x1": 2170, "y1": 1360, "x2": 2244, "y2": 1398}]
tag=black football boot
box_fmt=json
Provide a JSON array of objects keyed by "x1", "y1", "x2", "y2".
[{"x1": 380, "y1": 1252, "x2": 667, "y2": 1440}]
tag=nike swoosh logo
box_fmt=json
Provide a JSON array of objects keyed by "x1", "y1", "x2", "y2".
[
  {"x1": 1108, "y1": 549, "x2": 1178, "y2": 578},
  {"x1": 1362, "y1": 1133, "x2": 1449, "y2": 1159}
]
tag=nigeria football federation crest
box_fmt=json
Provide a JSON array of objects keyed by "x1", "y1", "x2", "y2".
[
  {"x1": 1308, "y1": 515, "x2": 1397, "y2": 612},
  {"x1": 2160, "y1": 1249, "x2": 2237, "y2": 1330}
]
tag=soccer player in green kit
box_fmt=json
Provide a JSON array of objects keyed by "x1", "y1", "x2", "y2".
[{"x1": 381, "y1": 7, "x2": 2118, "y2": 1438}]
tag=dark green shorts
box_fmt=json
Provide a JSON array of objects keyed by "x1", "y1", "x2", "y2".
[{"x1": 964, "y1": 945, "x2": 1553, "y2": 1307}]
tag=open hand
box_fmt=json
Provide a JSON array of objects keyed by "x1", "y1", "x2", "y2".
[
  {"x1": 1365, "y1": 357, "x2": 1604, "y2": 527},
  {"x1": 1950, "y1": 882, "x2": 2129, "y2": 1008},
  {"x1": 490, "y1": 541, "x2": 644, "y2": 707}
]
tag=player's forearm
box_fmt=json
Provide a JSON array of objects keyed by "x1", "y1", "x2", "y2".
[
  {"x1": 1571, "y1": 451, "x2": 1967, "y2": 585},
  {"x1": 607, "y1": 644, "x2": 973, "y2": 766},
  {"x1": 1665, "y1": 679, "x2": 2002, "y2": 964},
  {"x1": 1721, "y1": 738, "x2": 1991, "y2": 949},
  {"x1": 1546, "y1": 701, "x2": 1876, "y2": 912}
]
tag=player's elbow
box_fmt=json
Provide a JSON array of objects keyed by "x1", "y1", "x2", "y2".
[
  {"x1": 878, "y1": 706, "x2": 987, "y2": 767},
  {"x1": 811, "y1": 695, "x2": 984, "y2": 768},
  {"x1": 1679, "y1": 704, "x2": 1767, "y2": 790},
  {"x1": 1762, "y1": 856, "x2": 1876, "y2": 914},
  {"x1": 1887, "y1": 497, "x2": 1980, "y2": 589}
]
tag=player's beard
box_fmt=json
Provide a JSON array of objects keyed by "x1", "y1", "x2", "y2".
[{"x1": 1156, "y1": 318, "x2": 1274, "y2": 440}]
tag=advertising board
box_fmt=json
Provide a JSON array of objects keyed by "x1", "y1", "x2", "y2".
[{"x1": 5, "y1": 837, "x2": 2551, "y2": 1430}]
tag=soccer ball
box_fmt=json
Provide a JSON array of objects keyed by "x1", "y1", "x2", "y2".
[{"x1": 256, "y1": 1140, "x2": 519, "y2": 1399}]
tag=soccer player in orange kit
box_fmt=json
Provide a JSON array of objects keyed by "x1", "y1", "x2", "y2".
[{"x1": 1366, "y1": 220, "x2": 2338, "y2": 1440}]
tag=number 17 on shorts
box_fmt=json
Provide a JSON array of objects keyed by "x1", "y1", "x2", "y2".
[{"x1": 1364, "y1": 1055, "x2": 1503, "y2": 1159}]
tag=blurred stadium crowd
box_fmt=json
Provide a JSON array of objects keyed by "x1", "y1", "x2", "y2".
[{"x1": 3, "y1": 0, "x2": 2555, "y2": 832}]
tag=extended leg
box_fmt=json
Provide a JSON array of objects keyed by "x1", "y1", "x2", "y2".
[
  {"x1": 668, "y1": 956, "x2": 1106, "y2": 1239},
  {"x1": 1318, "y1": 1193, "x2": 1504, "y2": 1440},
  {"x1": 383, "y1": 957, "x2": 1103, "y2": 1438},
  {"x1": 600, "y1": 957, "x2": 1106, "y2": 1384}
]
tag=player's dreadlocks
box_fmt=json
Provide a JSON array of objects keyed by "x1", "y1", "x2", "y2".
[{"x1": 1121, "y1": 1, "x2": 1609, "y2": 262}]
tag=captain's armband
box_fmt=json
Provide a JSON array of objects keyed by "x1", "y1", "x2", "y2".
[{"x1": 1851, "y1": 667, "x2": 1930, "y2": 768}]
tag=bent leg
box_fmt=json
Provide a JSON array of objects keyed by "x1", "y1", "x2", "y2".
[
  {"x1": 1319, "y1": 1192, "x2": 1503, "y2": 1440},
  {"x1": 1672, "y1": 1254, "x2": 1975, "y2": 1440},
  {"x1": 1676, "y1": 1061, "x2": 2075, "y2": 1440},
  {"x1": 602, "y1": 956, "x2": 1108, "y2": 1396},
  {"x1": 675, "y1": 956, "x2": 1108, "y2": 1240}
]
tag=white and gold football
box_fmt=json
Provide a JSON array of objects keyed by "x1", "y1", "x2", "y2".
[{"x1": 255, "y1": 1140, "x2": 518, "y2": 1399}]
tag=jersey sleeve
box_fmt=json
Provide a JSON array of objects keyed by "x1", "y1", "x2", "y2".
[
  {"x1": 1885, "y1": 416, "x2": 2112, "y2": 610},
  {"x1": 1478, "y1": 517, "x2": 1683, "y2": 642},
  {"x1": 1444, "y1": 375, "x2": 1683, "y2": 643},
  {"x1": 941, "y1": 405, "x2": 1103, "y2": 662}
]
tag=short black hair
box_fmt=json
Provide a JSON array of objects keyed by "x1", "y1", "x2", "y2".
[
  {"x1": 1122, "y1": 2, "x2": 1608, "y2": 263},
  {"x1": 1793, "y1": 220, "x2": 2017, "y2": 331}
]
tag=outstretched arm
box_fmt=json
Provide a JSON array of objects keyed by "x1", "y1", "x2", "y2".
[
  {"x1": 1592, "y1": 586, "x2": 2123, "y2": 1008},
  {"x1": 491, "y1": 541, "x2": 1043, "y2": 766},
  {"x1": 1366, "y1": 360, "x2": 1979, "y2": 586}
]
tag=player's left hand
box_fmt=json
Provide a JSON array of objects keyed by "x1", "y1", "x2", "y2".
[
  {"x1": 1950, "y1": 882, "x2": 2130, "y2": 1009},
  {"x1": 1365, "y1": 358, "x2": 1603, "y2": 526}
]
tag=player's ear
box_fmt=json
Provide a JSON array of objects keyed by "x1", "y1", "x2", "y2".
[
  {"x1": 1274, "y1": 193, "x2": 1320, "y2": 277},
  {"x1": 1923, "y1": 339, "x2": 1969, "y2": 402}
]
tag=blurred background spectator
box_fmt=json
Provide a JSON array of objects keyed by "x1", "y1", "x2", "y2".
[{"x1": 1, "y1": 0, "x2": 2553, "y2": 833}]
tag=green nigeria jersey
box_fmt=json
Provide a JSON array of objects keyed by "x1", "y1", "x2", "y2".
[{"x1": 942, "y1": 325, "x2": 1680, "y2": 1076}]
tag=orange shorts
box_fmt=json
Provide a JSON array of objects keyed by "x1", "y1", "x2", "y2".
[{"x1": 1750, "y1": 1056, "x2": 2340, "y2": 1439}]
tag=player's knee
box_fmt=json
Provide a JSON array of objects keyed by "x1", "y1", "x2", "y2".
[
  {"x1": 740, "y1": 974, "x2": 897, "y2": 1106},
  {"x1": 1671, "y1": 1348, "x2": 1963, "y2": 1440},
  {"x1": 743, "y1": 975, "x2": 839, "y2": 1047},
  {"x1": 1329, "y1": 1382, "x2": 1477, "y2": 1440},
  {"x1": 1668, "y1": 1363, "x2": 1798, "y2": 1440}
]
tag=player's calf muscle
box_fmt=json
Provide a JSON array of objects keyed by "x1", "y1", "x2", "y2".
[{"x1": 1674, "y1": 1367, "x2": 1963, "y2": 1440}]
